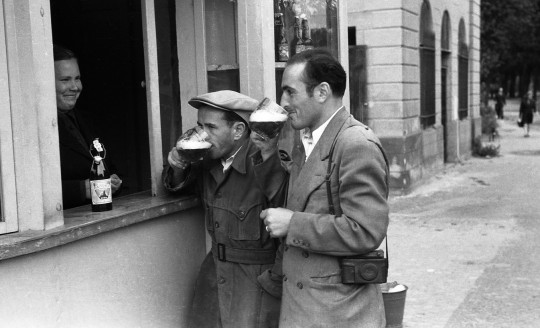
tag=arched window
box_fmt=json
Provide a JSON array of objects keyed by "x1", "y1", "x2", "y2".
[
  {"x1": 441, "y1": 12, "x2": 451, "y2": 53},
  {"x1": 419, "y1": 0, "x2": 436, "y2": 128},
  {"x1": 458, "y1": 19, "x2": 469, "y2": 119},
  {"x1": 441, "y1": 11, "x2": 451, "y2": 123}
]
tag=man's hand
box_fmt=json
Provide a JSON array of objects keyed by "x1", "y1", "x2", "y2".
[
  {"x1": 261, "y1": 207, "x2": 293, "y2": 238},
  {"x1": 110, "y1": 174, "x2": 122, "y2": 193},
  {"x1": 250, "y1": 132, "x2": 279, "y2": 162},
  {"x1": 167, "y1": 147, "x2": 190, "y2": 170}
]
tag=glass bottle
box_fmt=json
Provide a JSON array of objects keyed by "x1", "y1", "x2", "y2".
[
  {"x1": 276, "y1": 13, "x2": 289, "y2": 62},
  {"x1": 302, "y1": 17, "x2": 314, "y2": 51},
  {"x1": 293, "y1": 16, "x2": 305, "y2": 56},
  {"x1": 89, "y1": 138, "x2": 112, "y2": 212}
]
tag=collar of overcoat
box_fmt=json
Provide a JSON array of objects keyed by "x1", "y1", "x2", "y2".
[
  {"x1": 208, "y1": 137, "x2": 251, "y2": 185},
  {"x1": 288, "y1": 107, "x2": 351, "y2": 211}
]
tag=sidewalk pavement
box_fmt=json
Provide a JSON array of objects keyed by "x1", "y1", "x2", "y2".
[{"x1": 386, "y1": 98, "x2": 540, "y2": 327}]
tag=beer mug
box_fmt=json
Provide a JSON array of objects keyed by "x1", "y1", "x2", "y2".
[
  {"x1": 176, "y1": 126, "x2": 211, "y2": 162},
  {"x1": 249, "y1": 97, "x2": 288, "y2": 139}
]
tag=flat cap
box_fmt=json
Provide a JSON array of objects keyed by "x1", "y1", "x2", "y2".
[{"x1": 188, "y1": 90, "x2": 259, "y2": 124}]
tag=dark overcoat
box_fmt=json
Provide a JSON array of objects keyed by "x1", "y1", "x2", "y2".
[
  {"x1": 57, "y1": 109, "x2": 96, "y2": 209},
  {"x1": 163, "y1": 138, "x2": 288, "y2": 328},
  {"x1": 279, "y1": 108, "x2": 389, "y2": 328}
]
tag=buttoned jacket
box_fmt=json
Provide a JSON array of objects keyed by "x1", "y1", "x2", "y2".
[
  {"x1": 279, "y1": 108, "x2": 390, "y2": 328},
  {"x1": 162, "y1": 138, "x2": 288, "y2": 328}
]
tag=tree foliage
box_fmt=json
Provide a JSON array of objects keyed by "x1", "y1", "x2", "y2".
[{"x1": 481, "y1": 0, "x2": 540, "y2": 96}]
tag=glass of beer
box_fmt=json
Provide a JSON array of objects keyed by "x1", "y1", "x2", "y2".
[
  {"x1": 249, "y1": 97, "x2": 288, "y2": 139},
  {"x1": 176, "y1": 126, "x2": 211, "y2": 162}
]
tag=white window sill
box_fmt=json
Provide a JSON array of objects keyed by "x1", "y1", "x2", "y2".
[{"x1": 0, "y1": 192, "x2": 201, "y2": 261}]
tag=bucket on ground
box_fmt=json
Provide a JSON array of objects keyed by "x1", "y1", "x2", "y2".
[{"x1": 381, "y1": 282, "x2": 408, "y2": 328}]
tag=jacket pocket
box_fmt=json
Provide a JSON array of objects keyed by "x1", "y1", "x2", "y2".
[{"x1": 228, "y1": 202, "x2": 263, "y2": 240}]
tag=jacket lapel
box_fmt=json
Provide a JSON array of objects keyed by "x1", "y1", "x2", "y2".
[
  {"x1": 208, "y1": 138, "x2": 250, "y2": 191},
  {"x1": 288, "y1": 108, "x2": 351, "y2": 212}
]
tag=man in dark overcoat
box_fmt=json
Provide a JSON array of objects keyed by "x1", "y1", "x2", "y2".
[{"x1": 162, "y1": 90, "x2": 287, "y2": 327}]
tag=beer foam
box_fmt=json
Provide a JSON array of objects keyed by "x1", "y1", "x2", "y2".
[
  {"x1": 177, "y1": 139, "x2": 212, "y2": 149},
  {"x1": 250, "y1": 110, "x2": 288, "y2": 122}
]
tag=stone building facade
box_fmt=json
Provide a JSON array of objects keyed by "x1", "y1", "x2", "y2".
[{"x1": 348, "y1": 0, "x2": 481, "y2": 193}]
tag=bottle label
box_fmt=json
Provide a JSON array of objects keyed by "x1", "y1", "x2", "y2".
[
  {"x1": 91, "y1": 178, "x2": 112, "y2": 205},
  {"x1": 279, "y1": 44, "x2": 290, "y2": 62}
]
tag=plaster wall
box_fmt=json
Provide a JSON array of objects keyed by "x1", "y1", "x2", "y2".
[{"x1": 0, "y1": 207, "x2": 206, "y2": 328}]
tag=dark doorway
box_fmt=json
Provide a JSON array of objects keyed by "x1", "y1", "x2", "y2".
[
  {"x1": 441, "y1": 11, "x2": 451, "y2": 162},
  {"x1": 349, "y1": 45, "x2": 367, "y2": 123},
  {"x1": 51, "y1": 0, "x2": 151, "y2": 196},
  {"x1": 441, "y1": 64, "x2": 448, "y2": 161}
]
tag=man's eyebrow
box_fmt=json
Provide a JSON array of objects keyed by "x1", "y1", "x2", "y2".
[{"x1": 198, "y1": 121, "x2": 216, "y2": 128}]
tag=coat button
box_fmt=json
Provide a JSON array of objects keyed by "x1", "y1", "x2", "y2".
[
  {"x1": 214, "y1": 222, "x2": 220, "y2": 228},
  {"x1": 238, "y1": 210, "x2": 245, "y2": 218},
  {"x1": 218, "y1": 277, "x2": 226, "y2": 284},
  {"x1": 297, "y1": 282, "x2": 303, "y2": 289},
  {"x1": 215, "y1": 192, "x2": 222, "y2": 199},
  {"x1": 283, "y1": 275, "x2": 288, "y2": 282},
  {"x1": 302, "y1": 250, "x2": 309, "y2": 258}
]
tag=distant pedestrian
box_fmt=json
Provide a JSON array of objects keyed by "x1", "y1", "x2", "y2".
[
  {"x1": 495, "y1": 87, "x2": 506, "y2": 119},
  {"x1": 519, "y1": 90, "x2": 536, "y2": 137}
]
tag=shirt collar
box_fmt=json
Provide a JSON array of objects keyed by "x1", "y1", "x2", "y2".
[
  {"x1": 311, "y1": 106, "x2": 343, "y2": 145},
  {"x1": 301, "y1": 106, "x2": 343, "y2": 159},
  {"x1": 221, "y1": 145, "x2": 244, "y2": 172}
]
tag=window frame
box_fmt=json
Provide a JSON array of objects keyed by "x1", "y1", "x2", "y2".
[
  {"x1": 0, "y1": 0, "x2": 167, "y2": 235},
  {"x1": 419, "y1": 0, "x2": 436, "y2": 129},
  {"x1": 458, "y1": 19, "x2": 469, "y2": 120},
  {"x1": 0, "y1": 1, "x2": 18, "y2": 234}
]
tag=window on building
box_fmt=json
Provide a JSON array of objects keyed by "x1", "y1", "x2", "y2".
[
  {"x1": 458, "y1": 19, "x2": 469, "y2": 120},
  {"x1": 273, "y1": 0, "x2": 340, "y2": 101},
  {"x1": 50, "y1": 0, "x2": 152, "y2": 202},
  {"x1": 205, "y1": 0, "x2": 240, "y2": 92},
  {"x1": 441, "y1": 11, "x2": 451, "y2": 161},
  {"x1": 419, "y1": 0, "x2": 436, "y2": 129},
  {"x1": 0, "y1": 0, "x2": 184, "y2": 235},
  {"x1": 155, "y1": 0, "x2": 182, "y2": 162},
  {"x1": 441, "y1": 12, "x2": 451, "y2": 119}
]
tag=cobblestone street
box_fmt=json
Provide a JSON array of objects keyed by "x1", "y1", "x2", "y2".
[{"x1": 386, "y1": 98, "x2": 540, "y2": 327}]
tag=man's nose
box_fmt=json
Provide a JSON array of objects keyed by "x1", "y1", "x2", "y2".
[{"x1": 280, "y1": 95, "x2": 289, "y2": 109}]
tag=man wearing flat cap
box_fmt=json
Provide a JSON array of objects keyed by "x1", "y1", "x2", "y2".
[{"x1": 162, "y1": 90, "x2": 288, "y2": 328}]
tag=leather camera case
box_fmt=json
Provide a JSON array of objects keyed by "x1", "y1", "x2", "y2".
[{"x1": 340, "y1": 250, "x2": 388, "y2": 284}]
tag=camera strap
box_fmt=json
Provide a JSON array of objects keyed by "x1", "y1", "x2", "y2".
[{"x1": 325, "y1": 118, "x2": 389, "y2": 264}]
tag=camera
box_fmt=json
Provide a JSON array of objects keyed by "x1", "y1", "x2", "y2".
[{"x1": 340, "y1": 249, "x2": 388, "y2": 284}]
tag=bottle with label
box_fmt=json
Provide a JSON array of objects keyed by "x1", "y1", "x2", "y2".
[
  {"x1": 89, "y1": 138, "x2": 112, "y2": 212},
  {"x1": 302, "y1": 17, "x2": 314, "y2": 51},
  {"x1": 293, "y1": 16, "x2": 305, "y2": 56},
  {"x1": 275, "y1": 13, "x2": 289, "y2": 62}
]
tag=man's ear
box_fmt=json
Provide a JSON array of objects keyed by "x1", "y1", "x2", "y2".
[
  {"x1": 314, "y1": 82, "x2": 331, "y2": 103},
  {"x1": 233, "y1": 121, "x2": 247, "y2": 140}
]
